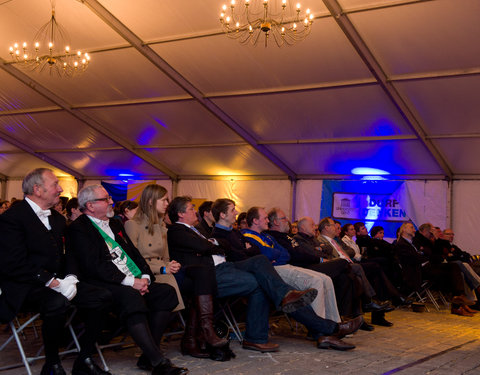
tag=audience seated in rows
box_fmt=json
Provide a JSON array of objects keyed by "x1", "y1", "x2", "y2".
[{"x1": 3, "y1": 168, "x2": 480, "y2": 375}]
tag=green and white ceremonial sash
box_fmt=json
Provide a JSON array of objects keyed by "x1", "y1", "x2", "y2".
[{"x1": 90, "y1": 219, "x2": 142, "y2": 278}]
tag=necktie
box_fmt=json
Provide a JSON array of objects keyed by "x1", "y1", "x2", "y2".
[
  {"x1": 191, "y1": 226, "x2": 207, "y2": 239},
  {"x1": 331, "y1": 239, "x2": 353, "y2": 263}
]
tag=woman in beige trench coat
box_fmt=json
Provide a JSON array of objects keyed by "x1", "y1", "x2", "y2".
[{"x1": 125, "y1": 184, "x2": 227, "y2": 359}]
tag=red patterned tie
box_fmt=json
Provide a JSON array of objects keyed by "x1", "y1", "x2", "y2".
[{"x1": 331, "y1": 239, "x2": 353, "y2": 263}]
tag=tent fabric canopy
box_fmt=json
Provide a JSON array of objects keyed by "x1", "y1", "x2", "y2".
[{"x1": 0, "y1": 0, "x2": 479, "y2": 181}]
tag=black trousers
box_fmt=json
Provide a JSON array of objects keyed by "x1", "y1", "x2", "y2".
[
  {"x1": 91, "y1": 281, "x2": 178, "y2": 322},
  {"x1": 361, "y1": 261, "x2": 401, "y2": 301},
  {"x1": 22, "y1": 281, "x2": 112, "y2": 363},
  {"x1": 174, "y1": 263, "x2": 217, "y2": 297},
  {"x1": 426, "y1": 262, "x2": 465, "y2": 295},
  {"x1": 305, "y1": 259, "x2": 359, "y2": 317}
]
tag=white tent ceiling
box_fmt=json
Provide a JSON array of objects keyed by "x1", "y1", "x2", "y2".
[{"x1": 0, "y1": 0, "x2": 479, "y2": 182}]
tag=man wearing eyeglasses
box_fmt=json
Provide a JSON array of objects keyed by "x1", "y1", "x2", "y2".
[
  {"x1": 0, "y1": 169, "x2": 112, "y2": 375},
  {"x1": 66, "y1": 185, "x2": 188, "y2": 375}
]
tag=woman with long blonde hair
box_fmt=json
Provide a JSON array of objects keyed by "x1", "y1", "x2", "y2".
[{"x1": 125, "y1": 184, "x2": 226, "y2": 360}]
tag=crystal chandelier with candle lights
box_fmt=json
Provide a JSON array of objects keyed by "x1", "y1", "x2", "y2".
[
  {"x1": 8, "y1": 0, "x2": 90, "y2": 77},
  {"x1": 219, "y1": 0, "x2": 314, "y2": 47}
]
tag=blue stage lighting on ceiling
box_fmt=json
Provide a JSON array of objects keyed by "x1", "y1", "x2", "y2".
[
  {"x1": 361, "y1": 175, "x2": 388, "y2": 181},
  {"x1": 351, "y1": 167, "x2": 390, "y2": 175},
  {"x1": 137, "y1": 126, "x2": 157, "y2": 146}
]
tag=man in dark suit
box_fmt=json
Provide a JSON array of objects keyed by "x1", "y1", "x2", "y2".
[
  {"x1": 0, "y1": 168, "x2": 112, "y2": 375},
  {"x1": 395, "y1": 222, "x2": 472, "y2": 316},
  {"x1": 66, "y1": 185, "x2": 187, "y2": 375},
  {"x1": 167, "y1": 196, "x2": 318, "y2": 353}
]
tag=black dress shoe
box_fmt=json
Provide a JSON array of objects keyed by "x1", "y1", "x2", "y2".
[
  {"x1": 371, "y1": 316, "x2": 394, "y2": 327},
  {"x1": 393, "y1": 296, "x2": 414, "y2": 307},
  {"x1": 362, "y1": 301, "x2": 388, "y2": 312},
  {"x1": 152, "y1": 358, "x2": 189, "y2": 375},
  {"x1": 317, "y1": 336, "x2": 355, "y2": 351},
  {"x1": 72, "y1": 357, "x2": 111, "y2": 375},
  {"x1": 380, "y1": 301, "x2": 396, "y2": 313},
  {"x1": 137, "y1": 354, "x2": 153, "y2": 371},
  {"x1": 40, "y1": 363, "x2": 66, "y2": 375},
  {"x1": 359, "y1": 321, "x2": 375, "y2": 331}
]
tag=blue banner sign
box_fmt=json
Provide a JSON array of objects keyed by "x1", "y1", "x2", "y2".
[{"x1": 332, "y1": 192, "x2": 407, "y2": 222}]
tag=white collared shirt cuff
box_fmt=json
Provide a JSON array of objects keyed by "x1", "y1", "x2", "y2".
[
  {"x1": 45, "y1": 277, "x2": 55, "y2": 287},
  {"x1": 141, "y1": 274, "x2": 151, "y2": 285},
  {"x1": 121, "y1": 276, "x2": 135, "y2": 287}
]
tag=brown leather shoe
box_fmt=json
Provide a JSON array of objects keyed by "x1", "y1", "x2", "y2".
[
  {"x1": 242, "y1": 341, "x2": 279, "y2": 352},
  {"x1": 281, "y1": 288, "x2": 318, "y2": 313},
  {"x1": 336, "y1": 315, "x2": 364, "y2": 337},
  {"x1": 451, "y1": 306, "x2": 474, "y2": 317},
  {"x1": 463, "y1": 305, "x2": 478, "y2": 314},
  {"x1": 452, "y1": 295, "x2": 475, "y2": 306},
  {"x1": 317, "y1": 336, "x2": 355, "y2": 351}
]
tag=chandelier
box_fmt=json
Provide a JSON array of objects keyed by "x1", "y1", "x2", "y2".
[
  {"x1": 219, "y1": 0, "x2": 314, "y2": 47},
  {"x1": 8, "y1": 1, "x2": 90, "y2": 77}
]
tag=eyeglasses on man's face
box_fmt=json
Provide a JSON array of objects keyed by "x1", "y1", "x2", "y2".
[{"x1": 91, "y1": 196, "x2": 112, "y2": 203}]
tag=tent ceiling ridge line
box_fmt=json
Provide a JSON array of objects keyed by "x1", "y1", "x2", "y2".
[
  {"x1": 206, "y1": 79, "x2": 379, "y2": 99},
  {"x1": 259, "y1": 135, "x2": 418, "y2": 144},
  {"x1": 0, "y1": 96, "x2": 195, "y2": 117},
  {"x1": 176, "y1": 175, "x2": 291, "y2": 181},
  {"x1": 296, "y1": 174, "x2": 448, "y2": 180},
  {"x1": 82, "y1": 0, "x2": 297, "y2": 180},
  {"x1": 343, "y1": 0, "x2": 435, "y2": 15},
  {"x1": 322, "y1": 0, "x2": 453, "y2": 179},
  {"x1": 390, "y1": 66, "x2": 480, "y2": 83},
  {"x1": 5, "y1": 135, "x2": 429, "y2": 155},
  {"x1": 0, "y1": 106, "x2": 63, "y2": 116}
]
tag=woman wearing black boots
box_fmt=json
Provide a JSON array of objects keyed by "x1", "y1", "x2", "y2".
[{"x1": 125, "y1": 184, "x2": 227, "y2": 360}]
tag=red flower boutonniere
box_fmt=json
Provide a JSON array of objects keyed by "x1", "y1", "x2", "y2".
[{"x1": 117, "y1": 231, "x2": 125, "y2": 240}]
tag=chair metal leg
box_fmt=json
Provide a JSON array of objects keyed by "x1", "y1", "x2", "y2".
[
  {"x1": 95, "y1": 342, "x2": 109, "y2": 372},
  {"x1": 283, "y1": 312, "x2": 295, "y2": 332},
  {"x1": 0, "y1": 321, "x2": 35, "y2": 375},
  {"x1": 223, "y1": 302, "x2": 244, "y2": 342},
  {"x1": 438, "y1": 291, "x2": 449, "y2": 307},
  {"x1": 425, "y1": 288, "x2": 440, "y2": 311}
]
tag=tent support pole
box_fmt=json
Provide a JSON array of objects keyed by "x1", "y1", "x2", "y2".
[
  {"x1": 447, "y1": 180, "x2": 453, "y2": 229},
  {"x1": 77, "y1": 179, "x2": 86, "y2": 193},
  {"x1": 0, "y1": 179, "x2": 6, "y2": 200},
  {"x1": 290, "y1": 179, "x2": 297, "y2": 222},
  {"x1": 172, "y1": 179, "x2": 179, "y2": 198}
]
